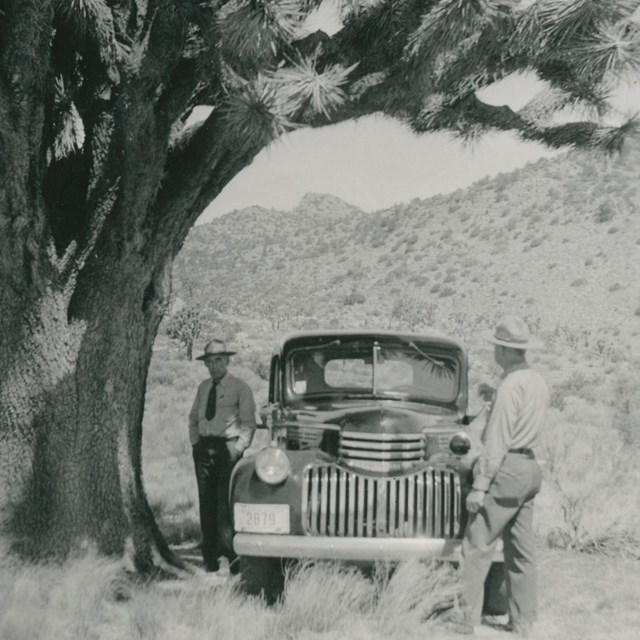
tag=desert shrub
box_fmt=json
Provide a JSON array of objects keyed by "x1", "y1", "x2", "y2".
[
  {"x1": 549, "y1": 371, "x2": 602, "y2": 410},
  {"x1": 239, "y1": 349, "x2": 271, "y2": 381},
  {"x1": 408, "y1": 274, "x2": 429, "y2": 286},
  {"x1": 570, "y1": 277, "x2": 587, "y2": 287},
  {"x1": 438, "y1": 286, "x2": 455, "y2": 298},
  {"x1": 595, "y1": 200, "x2": 615, "y2": 223},
  {"x1": 461, "y1": 257, "x2": 479, "y2": 269},
  {"x1": 608, "y1": 283, "x2": 623, "y2": 292},
  {"x1": 612, "y1": 369, "x2": 640, "y2": 446},
  {"x1": 343, "y1": 290, "x2": 366, "y2": 306},
  {"x1": 446, "y1": 312, "x2": 489, "y2": 343},
  {"x1": 543, "y1": 416, "x2": 640, "y2": 558},
  {"x1": 390, "y1": 297, "x2": 437, "y2": 330}
]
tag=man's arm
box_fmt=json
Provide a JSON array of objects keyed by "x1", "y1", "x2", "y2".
[
  {"x1": 472, "y1": 381, "x2": 519, "y2": 492},
  {"x1": 189, "y1": 386, "x2": 201, "y2": 446},
  {"x1": 234, "y1": 381, "x2": 257, "y2": 453}
]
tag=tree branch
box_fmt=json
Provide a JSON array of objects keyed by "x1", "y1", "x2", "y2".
[{"x1": 148, "y1": 108, "x2": 258, "y2": 257}]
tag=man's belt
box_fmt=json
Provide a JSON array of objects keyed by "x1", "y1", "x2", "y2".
[
  {"x1": 200, "y1": 435, "x2": 238, "y2": 444},
  {"x1": 508, "y1": 448, "x2": 535, "y2": 458}
]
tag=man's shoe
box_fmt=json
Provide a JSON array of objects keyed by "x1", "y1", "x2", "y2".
[
  {"x1": 444, "y1": 621, "x2": 475, "y2": 635},
  {"x1": 229, "y1": 557, "x2": 241, "y2": 576},
  {"x1": 510, "y1": 622, "x2": 533, "y2": 637},
  {"x1": 204, "y1": 561, "x2": 220, "y2": 573}
]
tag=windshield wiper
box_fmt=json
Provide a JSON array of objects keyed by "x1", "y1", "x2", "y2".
[
  {"x1": 295, "y1": 339, "x2": 342, "y2": 352},
  {"x1": 406, "y1": 340, "x2": 449, "y2": 370}
]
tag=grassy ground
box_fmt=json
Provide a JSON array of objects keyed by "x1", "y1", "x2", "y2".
[{"x1": 1, "y1": 546, "x2": 639, "y2": 640}]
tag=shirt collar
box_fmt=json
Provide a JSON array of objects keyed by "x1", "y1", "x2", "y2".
[{"x1": 502, "y1": 361, "x2": 529, "y2": 377}]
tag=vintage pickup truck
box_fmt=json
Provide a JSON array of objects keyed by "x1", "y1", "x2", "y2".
[{"x1": 230, "y1": 330, "x2": 504, "y2": 609}]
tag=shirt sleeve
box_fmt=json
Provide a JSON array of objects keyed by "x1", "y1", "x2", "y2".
[
  {"x1": 235, "y1": 381, "x2": 257, "y2": 452},
  {"x1": 472, "y1": 379, "x2": 519, "y2": 492},
  {"x1": 188, "y1": 386, "x2": 200, "y2": 446}
]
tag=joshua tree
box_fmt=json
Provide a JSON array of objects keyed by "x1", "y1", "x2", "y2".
[
  {"x1": 1, "y1": 0, "x2": 638, "y2": 571},
  {"x1": 166, "y1": 305, "x2": 205, "y2": 360}
]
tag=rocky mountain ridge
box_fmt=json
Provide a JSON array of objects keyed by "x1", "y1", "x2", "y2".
[{"x1": 174, "y1": 140, "x2": 640, "y2": 348}]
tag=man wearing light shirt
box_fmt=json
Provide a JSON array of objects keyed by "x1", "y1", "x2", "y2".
[
  {"x1": 189, "y1": 339, "x2": 257, "y2": 573},
  {"x1": 457, "y1": 316, "x2": 548, "y2": 636}
]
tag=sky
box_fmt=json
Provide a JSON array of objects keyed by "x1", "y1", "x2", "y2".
[{"x1": 195, "y1": 5, "x2": 640, "y2": 225}]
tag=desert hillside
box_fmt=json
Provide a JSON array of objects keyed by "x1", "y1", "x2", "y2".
[{"x1": 174, "y1": 140, "x2": 640, "y2": 354}]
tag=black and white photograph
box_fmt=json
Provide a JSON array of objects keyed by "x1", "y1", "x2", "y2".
[{"x1": 1, "y1": 1, "x2": 639, "y2": 638}]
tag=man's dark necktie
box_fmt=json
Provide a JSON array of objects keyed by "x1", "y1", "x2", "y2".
[{"x1": 205, "y1": 384, "x2": 217, "y2": 420}]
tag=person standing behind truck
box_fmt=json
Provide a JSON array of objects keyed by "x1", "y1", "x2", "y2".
[{"x1": 454, "y1": 316, "x2": 548, "y2": 636}]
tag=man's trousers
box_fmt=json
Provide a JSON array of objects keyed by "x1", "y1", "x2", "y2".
[
  {"x1": 461, "y1": 453, "x2": 543, "y2": 630},
  {"x1": 192, "y1": 437, "x2": 236, "y2": 571}
]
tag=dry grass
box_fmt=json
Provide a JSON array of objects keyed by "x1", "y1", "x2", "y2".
[
  {"x1": 1, "y1": 548, "x2": 640, "y2": 640},
  {"x1": 540, "y1": 400, "x2": 640, "y2": 557}
]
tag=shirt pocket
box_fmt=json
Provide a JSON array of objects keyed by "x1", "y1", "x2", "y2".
[{"x1": 218, "y1": 389, "x2": 239, "y2": 422}]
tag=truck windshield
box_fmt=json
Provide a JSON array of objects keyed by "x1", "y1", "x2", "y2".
[{"x1": 288, "y1": 339, "x2": 459, "y2": 403}]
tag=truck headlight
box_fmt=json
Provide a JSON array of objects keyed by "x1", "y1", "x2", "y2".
[
  {"x1": 255, "y1": 447, "x2": 291, "y2": 485},
  {"x1": 449, "y1": 432, "x2": 471, "y2": 456}
]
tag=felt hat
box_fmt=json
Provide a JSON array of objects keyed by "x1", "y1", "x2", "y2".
[
  {"x1": 487, "y1": 315, "x2": 539, "y2": 350},
  {"x1": 195, "y1": 339, "x2": 236, "y2": 360}
]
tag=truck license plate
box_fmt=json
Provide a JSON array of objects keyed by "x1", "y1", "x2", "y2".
[{"x1": 234, "y1": 503, "x2": 290, "y2": 534}]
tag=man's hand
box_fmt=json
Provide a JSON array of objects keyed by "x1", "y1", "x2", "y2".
[
  {"x1": 466, "y1": 489, "x2": 486, "y2": 514},
  {"x1": 227, "y1": 442, "x2": 242, "y2": 464}
]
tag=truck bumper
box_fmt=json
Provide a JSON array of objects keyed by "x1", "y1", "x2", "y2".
[{"x1": 234, "y1": 534, "x2": 503, "y2": 563}]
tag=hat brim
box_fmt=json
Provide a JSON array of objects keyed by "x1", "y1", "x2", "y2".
[
  {"x1": 196, "y1": 351, "x2": 236, "y2": 360},
  {"x1": 486, "y1": 334, "x2": 542, "y2": 350}
]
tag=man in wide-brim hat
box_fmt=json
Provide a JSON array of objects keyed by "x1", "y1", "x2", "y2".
[
  {"x1": 454, "y1": 316, "x2": 549, "y2": 636},
  {"x1": 189, "y1": 338, "x2": 256, "y2": 573},
  {"x1": 195, "y1": 338, "x2": 237, "y2": 360}
]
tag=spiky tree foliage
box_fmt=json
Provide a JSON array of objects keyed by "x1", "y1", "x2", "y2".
[{"x1": 0, "y1": 0, "x2": 638, "y2": 572}]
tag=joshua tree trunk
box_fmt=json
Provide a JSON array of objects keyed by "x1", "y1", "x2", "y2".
[{"x1": 0, "y1": 225, "x2": 179, "y2": 569}]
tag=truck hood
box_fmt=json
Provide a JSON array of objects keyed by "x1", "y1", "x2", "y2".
[{"x1": 286, "y1": 399, "x2": 463, "y2": 434}]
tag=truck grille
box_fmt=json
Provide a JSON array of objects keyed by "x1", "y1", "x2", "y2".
[
  {"x1": 339, "y1": 431, "x2": 454, "y2": 472},
  {"x1": 339, "y1": 431, "x2": 425, "y2": 472},
  {"x1": 302, "y1": 465, "x2": 461, "y2": 539}
]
